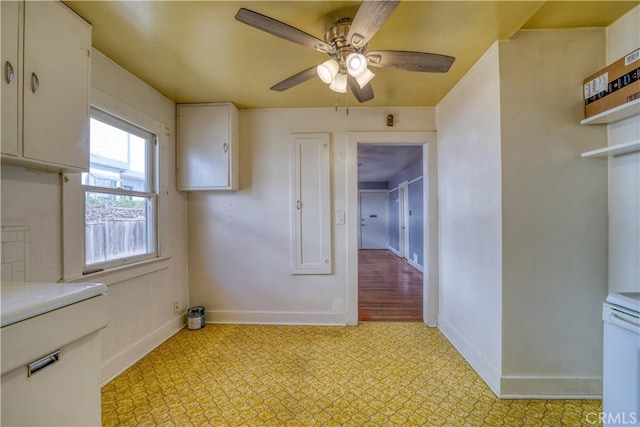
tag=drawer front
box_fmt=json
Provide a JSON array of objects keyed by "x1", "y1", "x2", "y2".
[
  {"x1": 1, "y1": 294, "x2": 107, "y2": 375},
  {"x1": 1, "y1": 332, "x2": 102, "y2": 426}
]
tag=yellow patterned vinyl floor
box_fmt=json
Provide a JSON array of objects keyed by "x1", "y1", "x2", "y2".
[{"x1": 102, "y1": 322, "x2": 601, "y2": 426}]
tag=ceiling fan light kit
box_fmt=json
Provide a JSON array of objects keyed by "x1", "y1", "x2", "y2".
[
  {"x1": 355, "y1": 68, "x2": 375, "y2": 89},
  {"x1": 329, "y1": 72, "x2": 348, "y2": 93},
  {"x1": 317, "y1": 59, "x2": 340, "y2": 84},
  {"x1": 320, "y1": 52, "x2": 373, "y2": 92},
  {"x1": 317, "y1": 19, "x2": 375, "y2": 92},
  {"x1": 346, "y1": 53, "x2": 368, "y2": 77},
  {"x1": 234, "y1": 0, "x2": 455, "y2": 103}
]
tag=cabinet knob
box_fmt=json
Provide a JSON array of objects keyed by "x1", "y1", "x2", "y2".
[
  {"x1": 31, "y1": 72, "x2": 39, "y2": 94},
  {"x1": 4, "y1": 61, "x2": 14, "y2": 84},
  {"x1": 223, "y1": 142, "x2": 228, "y2": 153}
]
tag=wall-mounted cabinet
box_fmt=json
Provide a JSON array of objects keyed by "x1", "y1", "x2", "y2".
[
  {"x1": 1, "y1": 1, "x2": 91, "y2": 172},
  {"x1": 176, "y1": 102, "x2": 239, "y2": 191}
]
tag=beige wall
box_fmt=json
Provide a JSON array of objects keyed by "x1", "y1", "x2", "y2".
[
  {"x1": 436, "y1": 28, "x2": 610, "y2": 398},
  {"x1": 187, "y1": 107, "x2": 435, "y2": 325},
  {"x1": 499, "y1": 29, "x2": 607, "y2": 397}
]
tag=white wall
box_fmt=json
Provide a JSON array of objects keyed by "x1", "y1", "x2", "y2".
[
  {"x1": 91, "y1": 51, "x2": 188, "y2": 383},
  {"x1": 0, "y1": 50, "x2": 189, "y2": 384},
  {"x1": 1, "y1": 167, "x2": 62, "y2": 280},
  {"x1": 436, "y1": 42, "x2": 504, "y2": 394},
  {"x1": 187, "y1": 107, "x2": 435, "y2": 325},
  {"x1": 606, "y1": 6, "x2": 640, "y2": 293},
  {"x1": 499, "y1": 29, "x2": 607, "y2": 397}
]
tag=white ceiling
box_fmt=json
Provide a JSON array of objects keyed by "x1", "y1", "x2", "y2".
[
  {"x1": 64, "y1": 1, "x2": 639, "y2": 109},
  {"x1": 358, "y1": 145, "x2": 423, "y2": 183}
]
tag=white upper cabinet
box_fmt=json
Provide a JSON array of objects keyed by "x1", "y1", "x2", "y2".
[
  {"x1": 1, "y1": 0, "x2": 20, "y2": 157},
  {"x1": 176, "y1": 103, "x2": 239, "y2": 191},
  {"x1": 1, "y1": 1, "x2": 91, "y2": 171}
]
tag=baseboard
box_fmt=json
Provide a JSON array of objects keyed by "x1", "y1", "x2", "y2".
[
  {"x1": 101, "y1": 315, "x2": 186, "y2": 385},
  {"x1": 500, "y1": 376, "x2": 602, "y2": 399},
  {"x1": 438, "y1": 316, "x2": 502, "y2": 397},
  {"x1": 407, "y1": 258, "x2": 424, "y2": 272},
  {"x1": 438, "y1": 316, "x2": 603, "y2": 399},
  {"x1": 205, "y1": 310, "x2": 347, "y2": 326}
]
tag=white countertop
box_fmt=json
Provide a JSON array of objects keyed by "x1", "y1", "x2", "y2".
[{"x1": 1, "y1": 282, "x2": 107, "y2": 327}]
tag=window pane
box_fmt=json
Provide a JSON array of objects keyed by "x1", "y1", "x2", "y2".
[
  {"x1": 82, "y1": 117, "x2": 149, "y2": 192},
  {"x1": 85, "y1": 191, "x2": 154, "y2": 266}
]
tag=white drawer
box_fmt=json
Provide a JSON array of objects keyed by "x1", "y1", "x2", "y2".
[{"x1": 1, "y1": 294, "x2": 108, "y2": 375}]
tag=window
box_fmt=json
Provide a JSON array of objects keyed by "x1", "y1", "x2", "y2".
[{"x1": 83, "y1": 108, "x2": 157, "y2": 270}]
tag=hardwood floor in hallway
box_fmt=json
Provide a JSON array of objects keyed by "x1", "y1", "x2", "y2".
[{"x1": 358, "y1": 250, "x2": 423, "y2": 321}]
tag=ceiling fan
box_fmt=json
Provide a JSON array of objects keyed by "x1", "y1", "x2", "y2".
[{"x1": 235, "y1": 0, "x2": 455, "y2": 103}]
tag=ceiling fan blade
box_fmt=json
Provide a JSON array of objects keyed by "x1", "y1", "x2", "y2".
[
  {"x1": 348, "y1": 76, "x2": 374, "y2": 103},
  {"x1": 270, "y1": 66, "x2": 318, "y2": 91},
  {"x1": 235, "y1": 8, "x2": 332, "y2": 53},
  {"x1": 347, "y1": 0, "x2": 399, "y2": 49},
  {"x1": 366, "y1": 50, "x2": 455, "y2": 73}
]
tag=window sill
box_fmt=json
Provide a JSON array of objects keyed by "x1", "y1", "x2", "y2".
[{"x1": 62, "y1": 256, "x2": 172, "y2": 286}]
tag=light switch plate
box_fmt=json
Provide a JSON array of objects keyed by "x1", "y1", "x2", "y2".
[{"x1": 336, "y1": 211, "x2": 345, "y2": 225}]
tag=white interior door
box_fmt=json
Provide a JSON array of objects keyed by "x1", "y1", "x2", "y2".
[{"x1": 359, "y1": 191, "x2": 387, "y2": 249}]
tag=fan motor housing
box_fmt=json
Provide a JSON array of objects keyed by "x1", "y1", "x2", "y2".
[{"x1": 325, "y1": 18, "x2": 351, "y2": 49}]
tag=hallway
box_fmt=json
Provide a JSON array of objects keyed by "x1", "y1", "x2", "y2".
[{"x1": 358, "y1": 250, "x2": 423, "y2": 321}]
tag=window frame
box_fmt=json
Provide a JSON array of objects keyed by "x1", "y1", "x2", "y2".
[{"x1": 82, "y1": 107, "x2": 159, "y2": 272}]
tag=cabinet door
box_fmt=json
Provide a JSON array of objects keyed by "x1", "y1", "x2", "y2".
[
  {"x1": 177, "y1": 104, "x2": 231, "y2": 189},
  {"x1": 290, "y1": 133, "x2": 332, "y2": 274},
  {"x1": 1, "y1": 0, "x2": 20, "y2": 157},
  {"x1": 22, "y1": 1, "x2": 90, "y2": 170}
]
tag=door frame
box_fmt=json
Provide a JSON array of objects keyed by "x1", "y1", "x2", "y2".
[
  {"x1": 358, "y1": 189, "x2": 388, "y2": 249},
  {"x1": 347, "y1": 131, "x2": 439, "y2": 326},
  {"x1": 398, "y1": 181, "x2": 410, "y2": 259}
]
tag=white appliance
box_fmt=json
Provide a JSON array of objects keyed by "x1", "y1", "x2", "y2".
[
  {"x1": 1, "y1": 282, "x2": 108, "y2": 426},
  {"x1": 603, "y1": 292, "x2": 640, "y2": 427}
]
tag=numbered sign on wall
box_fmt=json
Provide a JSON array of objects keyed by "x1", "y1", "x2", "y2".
[{"x1": 290, "y1": 133, "x2": 331, "y2": 274}]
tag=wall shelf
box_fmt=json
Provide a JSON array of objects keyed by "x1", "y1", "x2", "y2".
[
  {"x1": 581, "y1": 140, "x2": 640, "y2": 158},
  {"x1": 581, "y1": 98, "x2": 640, "y2": 125}
]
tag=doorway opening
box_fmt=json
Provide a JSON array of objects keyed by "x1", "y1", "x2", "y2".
[
  {"x1": 346, "y1": 131, "x2": 437, "y2": 326},
  {"x1": 357, "y1": 144, "x2": 424, "y2": 321}
]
